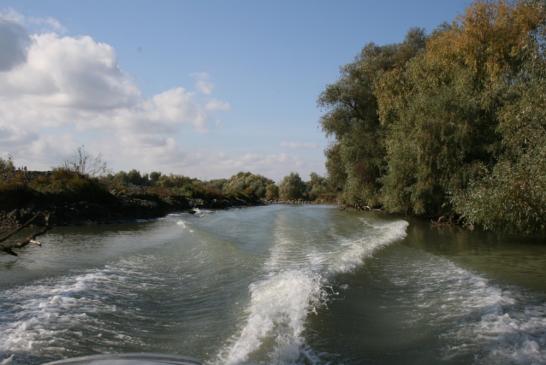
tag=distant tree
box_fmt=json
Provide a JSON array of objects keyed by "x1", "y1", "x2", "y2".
[
  {"x1": 64, "y1": 146, "x2": 109, "y2": 177},
  {"x1": 149, "y1": 171, "x2": 162, "y2": 185},
  {"x1": 279, "y1": 173, "x2": 306, "y2": 201},
  {"x1": 265, "y1": 183, "x2": 279, "y2": 201},
  {"x1": 126, "y1": 169, "x2": 145, "y2": 186},
  {"x1": 0, "y1": 155, "x2": 15, "y2": 176},
  {"x1": 223, "y1": 172, "x2": 274, "y2": 200},
  {"x1": 306, "y1": 172, "x2": 329, "y2": 201},
  {"x1": 206, "y1": 179, "x2": 227, "y2": 195}
]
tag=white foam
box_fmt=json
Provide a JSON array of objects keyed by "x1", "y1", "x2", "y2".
[
  {"x1": 329, "y1": 219, "x2": 409, "y2": 274},
  {"x1": 389, "y1": 252, "x2": 546, "y2": 365},
  {"x1": 0, "y1": 257, "x2": 157, "y2": 359},
  {"x1": 216, "y1": 217, "x2": 409, "y2": 364},
  {"x1": 0, "y1": 355, "x2": 13, "y2": 365},
  {"x1": 218, "y1": 270, "x2": 325, "y2": 365},
  {"x1": 0, "y1": 272, "x2": 107, "y2": 353},
  {"x1": 446, "y1": 301, "x2": 546, "y2": 364},
  {"x1": 192, "y1": 208, "x2": 213, "y2": 217}
]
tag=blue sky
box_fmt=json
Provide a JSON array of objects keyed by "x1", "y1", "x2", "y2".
[{"x1": 0, "y1": 0, "x2": 472, "y2": 180}]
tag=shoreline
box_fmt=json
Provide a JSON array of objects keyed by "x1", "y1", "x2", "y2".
[{"x1": 0, "y1": 195, "x2": 262, "y2": 230}]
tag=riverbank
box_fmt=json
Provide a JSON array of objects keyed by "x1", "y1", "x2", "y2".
[
  {"x1": 0, "y1": 168, "x2": 273, "y2": 230},
  {"x1": 0, "y1": 192, "x2": 260, "y2": 229}
]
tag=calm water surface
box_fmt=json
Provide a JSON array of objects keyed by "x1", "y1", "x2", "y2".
[{"x1": 0, "y1": 205, "x2": 545, "y2": 365}]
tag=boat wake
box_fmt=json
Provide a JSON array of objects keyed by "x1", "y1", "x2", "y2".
[
  {"x1": 386, "y1": 249, "x2": 546, "y2": 365},
  {"x1": 0, "y1": 256, "x2": 162, "y2": 362},
  {"x1": 215, "y1": 216, "x2": 409, "y2": 364}
]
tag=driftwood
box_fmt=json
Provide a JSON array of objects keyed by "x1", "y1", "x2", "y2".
[{"x1": 0, "y1": 212, "x2": 52, "y2": 256}]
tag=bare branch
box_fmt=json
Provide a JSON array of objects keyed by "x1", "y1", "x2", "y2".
[
  {"x1": 0, "y1": 213, "x2": 42, "y2": 243},
  {"x1": 0, "y1": 213, "x2": 52, "y2": 256},
  {"x1": 64, "y1": 145, "x2": 110, "y2": 177}
]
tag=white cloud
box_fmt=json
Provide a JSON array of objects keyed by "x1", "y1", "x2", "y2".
[
  {"x1": 28, "y1": 16, "x2": 66, "y2": 33},
  {"x1": 0, "y1": 8, "x2": 66, "y2": 33},
  {"x1": 126, "y1": 150, "x2": 323, "y2": 182},
  {"x1": 0, "y1": 16, "x2": 29, "y2": 71},
  {"x1": 0, "y1": 12, "x2": 230, "y2": 173},
  {"x1": 280, "y1": 140, "x2": 319, "y2": 149},
  {"x1": 0, "y1": 10, "x2": 325, "y2": 181},
  {"x1": 191, "y1": 72, "x2": 214, "y2": 95},
  {"x1": 205, "y1": 99, "x2": 231, "y2": 112}
]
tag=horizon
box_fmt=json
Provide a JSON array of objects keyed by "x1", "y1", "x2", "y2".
[{"x1": 0, "y1": 0, "x2": 471, "y2": 181}]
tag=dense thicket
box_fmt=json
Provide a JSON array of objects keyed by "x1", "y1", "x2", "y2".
[
  {"x1": 1, "y1": 150, "x2": 333, "y2": 228},
  {"x1": 320, "y1": 0, "x2": 546, "y2": 234}
]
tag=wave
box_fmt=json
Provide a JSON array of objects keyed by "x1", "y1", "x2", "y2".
[
  {"x1": 386, "y1": 251, "x2": 546, "y2": 365},
  {"x1": 0, "y1": 256, "x2": 159, "y2": 361},
  {"x1": 215, "y1": 216, "x2": 409, "y2": 364},
  {"x1": 436, "y1": 268, "x2": 546, "y2": 364}
]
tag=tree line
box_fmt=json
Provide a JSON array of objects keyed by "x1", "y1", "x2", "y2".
[
  {"x1": 0, "y1": 148, "x2": 333, "y2": 209},
  {"x1": 319, "y1": 0, "x2": 545, "y2": 234}
]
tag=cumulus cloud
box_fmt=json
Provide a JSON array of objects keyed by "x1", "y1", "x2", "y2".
[
  {"x1": 0, "y1": 8, "x2": 66, "y2": 34},
  {"x1": 0, "y1": 10, "x2": 324, "y2": 180},
  {"x1": 0, "y1": 11, "x2": 231, "y2": 172},
  {"x1": 133, "y1": 150, "x2": 321, "y2": 182},
  {"x1": 0, "y1": 16, "x2": 29, "y2": 71}
]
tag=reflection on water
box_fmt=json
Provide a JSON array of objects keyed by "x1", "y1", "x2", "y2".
[{"x1": 0, "y1": 205, "x2": 544, "y2": 365}]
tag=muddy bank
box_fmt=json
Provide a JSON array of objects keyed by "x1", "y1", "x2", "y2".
[{"x1": 0, "y1": 191, "x2": 259, "y2": 229}]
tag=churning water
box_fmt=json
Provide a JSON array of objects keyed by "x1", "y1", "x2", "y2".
[{"x1": 0, "y1": 205, "x2": 545, "y2": 365}]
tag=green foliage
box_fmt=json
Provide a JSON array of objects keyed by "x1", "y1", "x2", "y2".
[
  {"x1": 0, "y1": 155, "x2": 15, "y2": 176},
  {"x1": 453, "y1": 54, "x2": 546, "y2": 233},
  {"x1": 305, "y1": 173, "x2": 331, "y2": 201},
  {"x1": 279, "y1": 173, "x2": 306, "y2": 201},
  {"x1": 320, "y1": 0, "x2": 546, "y2": 233},
  {"x1": 265, "y1": 183, "x2": 279, "y2": 201},
  {"x1": 29, "y1": 168, "x2": 112, "y2": 202},
  {"x1": 222, "y1": 172, "x2": 274, "y2": 200},
  {"x1": 319, "y1": 28, "x2": 427, "y2": 209}
]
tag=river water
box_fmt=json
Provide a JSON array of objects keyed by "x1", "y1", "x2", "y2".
[{"x1": 0, "y1": 205, "x2": 545, "y2": 365}]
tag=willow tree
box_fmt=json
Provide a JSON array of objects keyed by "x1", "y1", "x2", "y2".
[
  {"x1": 452, "y1": 9, "x2": 546, "y2": 233},
  {"x1": 279, "y1": 173, "x2": 306, "y2": 201},
  {"x1": 319, "y1": 28, "x2": 426, "y2": 208},
  {"x1": 223, "y1": 172, "x2": 274, "y2": 200},
  {"x1": 320, "y1": 0, "x2": 546, "y2": 233},
  {"x1": 377, "y1": 0, "x2": 546, "y2": 220}
]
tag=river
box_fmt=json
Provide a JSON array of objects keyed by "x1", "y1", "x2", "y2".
[{"x1": 0, "y1": 205, "x2": 545, "y2": 365}]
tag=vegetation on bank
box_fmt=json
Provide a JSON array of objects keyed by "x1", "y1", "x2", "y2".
[
  {"x1": 0, "y1": 150, "x2": 333, "y2": 227},
  {"x1": 319, "y1": 0, "x2": 546, "y2": 234}
]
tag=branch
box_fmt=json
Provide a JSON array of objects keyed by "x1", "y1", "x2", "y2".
[
  {"x1": 0, "y1": 213, "x2": 43, "y2": 243},
  {"x1": 0, "y1": 213, "x2": 52, "y2": 256}
]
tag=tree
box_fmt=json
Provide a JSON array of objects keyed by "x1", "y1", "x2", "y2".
[
  {"x1": 452, "y1": 50, "x2": 546, "y2": 233},
  {"x1": 265, "y1": 183, "x2": 279, "y2": 201},
  {"x1": 126, "y1": 169, "x2": 146, "y2": 186},
  {"x1": 319, "y1": 0, "x2": 546, "y2": 233},
  {"x1": 279, "y1": 173, "x2": 306, "y2": 201},
  {"x1": 64, "y1": 146, "x2": 109, "y2": 177},
  {"x1": 306, "y1": 172, "x2": 329, "y2": 201},
  {"x1": 319, "y1": 28, "x2": 427, "y2": 208},
  {"x1": 149, "y1": 171, "x2": 162, "y2": 185},
  {"x1": 223, "y1": 172, "x2": 274, "y2": 200}
]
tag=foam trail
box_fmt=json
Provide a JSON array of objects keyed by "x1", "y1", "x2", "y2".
[
  {"x1": 329, "y1": 219, "x2": 409, "y2": 274},
  {"x1": 0, "y1": 271, "x2": 109, "y2": 353},
  {"x1": 385, "y1": 250, "x2": 546, "y2": 365},
  {"x1": 0, "y1": 256, "x2": 158, "y2": 360},
  {"x1": 216, "y1": 216, "x2": 409, "y2": 364},
  {"x1": 220, "y1": 270, "x2": 324, "y2": 365}
]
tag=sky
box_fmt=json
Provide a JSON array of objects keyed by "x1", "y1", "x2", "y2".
[{"x1": 0, "y1": 0, "x2": 472, "y2": 181}]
